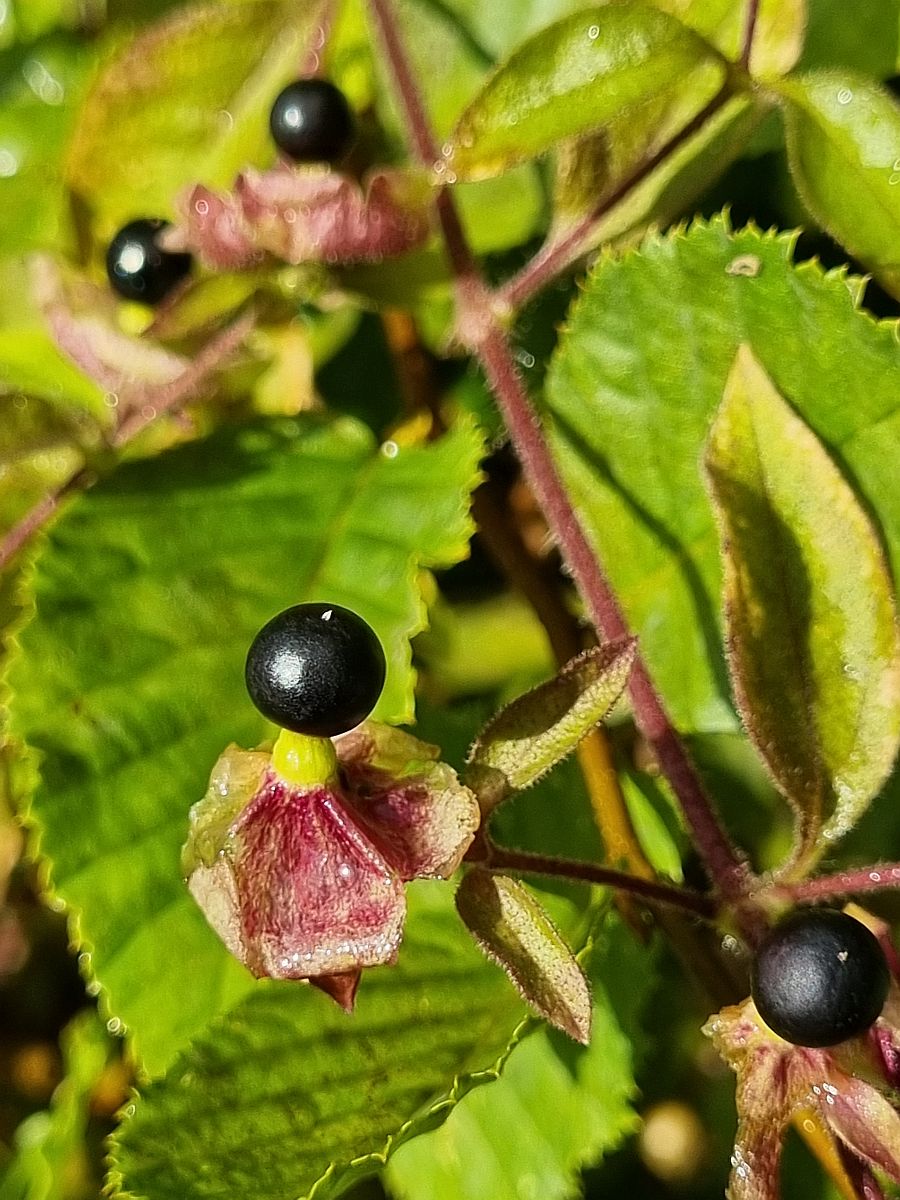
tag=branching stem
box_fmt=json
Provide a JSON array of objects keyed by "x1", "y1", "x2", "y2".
[
  {"x1": 367, "y1": 0, "x2": 750, "y2": 910},
  {"x1": 739, "y1": 0, "x2": 761, "y2": 70},
  {"x1": 773, "y1": 865, "x2": 900, "y2": 905}
]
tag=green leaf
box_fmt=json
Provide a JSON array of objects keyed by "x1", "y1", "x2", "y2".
[
  {"x1": 467, "y1": 642, "x2": 636, "y2": 810},
  {"x1": 0, "y1": 1011, "x2": 111, "y2": 1200},
  {"x1": 0, "y1": 37, "x2": 97, "y2": 254},
  {"x1": 386, "y1": 911, "x2": 652, "y2": 1200},
  {"x1": 65, "y1": 0, "x2": 327, "y2": 239},
  {"x1": 705, "y1": 345, "x2": 900, "y2": 859},
  {"x1": 109, "y1": 882, "x2": 527, "y2": 1200},
  {"x1": 447, "y1": 3, "x2": 727, "y2": 181},
  {"x1": 7, "y1": 414, "x2": 483, "y2": 1075},
  {"x1": 651, "y1": 0, "x2": 806, "y2": 77},
  {"x1": 779, "y1": 72, "x2": 900, "y2": 299},
  {"x1": 456, "y1": 869, "x2": 592, "y2": 1043},
  {"x1": 544, "y1": 218, "x2": 900, "y2": 742}
]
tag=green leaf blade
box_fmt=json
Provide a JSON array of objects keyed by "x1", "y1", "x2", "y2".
[
  {"x1": 109, "y1": 885, "x2": 525, "y2": 1200},
  {"x1": 65, "y1": 0, "x2": 326, "y2": 237},
  {"x1": 467, "y1": 641, "x2": 635, "y2": 808},
  {"x1": 779, "y1": 72, "x2": 900, "y2": 299},
  {"x1": 705, "y1": 345, "x2": 900, "y2": 854},
  {"x1": 543, "y1": 217, "x2": 900, "y2": 749},
  {"x1": 447, "y1": 3, "x2": 726, "y2": 180},
  {"x1": 7, "y1": 415, "x2": 483, "y2": 1075}
]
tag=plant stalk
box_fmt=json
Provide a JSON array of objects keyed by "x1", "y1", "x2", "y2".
[{"x1": 366, "y1": 0, "x2": 750, "y2": 908}]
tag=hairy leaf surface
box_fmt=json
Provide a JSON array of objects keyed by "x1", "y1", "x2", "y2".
[
  {"x1": 705, "y1": 345, "x2": 900, "y2": 857},
  {"x1": 7, "y1": 415, "x2": 482, "y2": 1074}
]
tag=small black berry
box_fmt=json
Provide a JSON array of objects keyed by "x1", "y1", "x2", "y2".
[
  {"x1": 105, "y1": 219, "x2": 192, "y2": 305},
  {"x1": 245, "y1": 603, "x2": 386, "y2": 738},
  {"x1": 751, "y1": 908, "x2": 890, "y2": 1048},
  {"x1": 269, "y1": 79, "x2": 355, "y2": 163}
]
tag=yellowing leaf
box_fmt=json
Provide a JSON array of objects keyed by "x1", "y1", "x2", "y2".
[
  {"x1": 779, "y1": 72, "x2": 900, "y2": 300},
  {"x1": 467, "y1": 641, "x2": 635, "y2": 811},
  {"x1": 456, "y1": 870, "x2": 592, "y2": 1043},
  {"x1": 704, "y1": 345, "x2": 900, "y2": 863}
]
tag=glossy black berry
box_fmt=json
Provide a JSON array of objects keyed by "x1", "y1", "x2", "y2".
[
  {"x1": 751, "y1": 908, "x2": 890, "y2": 1048},
  {"x1": 105, "y1": 219, "x2": 192, "y2": 305},
  {"x1": 269, "y1": 79, "x2": 355, "y2": 163},
  {"x1": 245, "y1": 603, "x2": 386, "y2": 737}
]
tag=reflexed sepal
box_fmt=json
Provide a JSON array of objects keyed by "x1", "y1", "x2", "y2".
[
  {"x1": 466, "y1": 641, "x2": 635, "y2": 812},
  {"x1": 704, "y1": 983, "x2": 900, "y2": 1200},
  {"x1": 456, "y1": 868, "x2": 592, "y2": 1044},
  {"x1": 183, "y1": 722, "x2": 480, "y2": 1010}
]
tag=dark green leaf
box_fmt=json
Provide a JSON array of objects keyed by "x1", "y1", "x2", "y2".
[
  {"x1": 779, "y1": 72, "x2": 900, "y2": 299},
  {"x1": 705, "y1": 345, "x2": 900, "y2": 858},
  {"x1": 386, "y1": 912, "x2": 653, "y2": 1200},
  {"x1": 109, "y1": 883, "x2": 526, "y2": 1200},
  {"x1": 447, "y1": 4, "x2": 726, "y2": 181},
  {"x1": 7, "y1": 415, "x2": 483, "y2": 1074}
]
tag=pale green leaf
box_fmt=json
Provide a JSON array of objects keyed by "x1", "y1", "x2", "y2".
[
  {"x1": 652, "y1": 0, "x2": 806, "y2": 77},
  {"x1": 6, "y1": 414, "x2": 483, "y2": 1075},
  {"x1": 705, "y1": 345, "x2": 900, "y2": 858},
  {"x1": 467, "y1": 641, "x2": 635, "y2": 808},
  {"x1": 109, "y1": 883, "x2": 527, "y2": 1200},
  {"x1": 544, "y1": 218, "x2": 900, "y2": 743},
  {"x1": 456, "y1": 869, "x2": 592, "y2": 1043},
  {"x1": 65, "y1": 0, "x2": 327, "y2": 238},
  {"x1": 447, "y1": 3, "x2": 726, "y2": 180},
  {"x1": 386, "y1": 912, "x2": 652, "y2": 1200},
  {"x1": 779, "y1": 72, "x2": 900, "y2": 299}
]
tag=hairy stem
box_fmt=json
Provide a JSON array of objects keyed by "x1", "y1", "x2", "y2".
[
  {"x1": 484, "y1": 843, "x2": 715, "y2": 918},
  {"x1": 498, "y1": 83, "x2": 732, "y2": 313},
  {"x1": 773, "y1": 865, "x2": 900, "y2": 904},
  {"x1": 0, "y1": 468, "x2": 92, "y2": 572},
  {"x1": 367, "y1": 0, "x2": 750, "y2": 908},
  {"x1": 474, "y1": 479, "x2": 654, "y2": 880}
]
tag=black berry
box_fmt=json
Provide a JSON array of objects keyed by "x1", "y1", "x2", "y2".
[
  {"x1": 245, "y1": 603, "x2": 386, "y2": 737},
  {"x1": 751, "y1": 908, "x2": 890, "y2": 1047},
  {"x1": 269, "y1": 79, "x2": 355, "y2": 163},
  {"x1": 105, "y1": 219, "x2": 192, "y2": 305}
]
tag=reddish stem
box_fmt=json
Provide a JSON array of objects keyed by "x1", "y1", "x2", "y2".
[
  {"x1": 498, "y1": 84, "x2": 732, "y2": 313},
  {"x1": 484, "y1": 844, "x2": 715, "y2": 918},
  {"x1": 366, "y1": 0, "x2": 750, "y2": 907},
  {"x1": 774, "y1": 865, "x2": 900, "y2": 905},
  {"x1": 739, "y1": 0, "x2": 761, "y2": 70}
]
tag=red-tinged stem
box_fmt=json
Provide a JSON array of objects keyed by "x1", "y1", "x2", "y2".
[
  {"x1": 366, "y1": 0, "x2": 750, "y2": 908},
  {"x1": 739, "y1": 0, "x2": 761, "y2": 70},
  {"x1": 0, "y1": 310, "x2": 254, "y2": 569},
  {"x1": 773, "y1": 865, "x2": 900, "y2": 905},
  {"x1": 0, "y1": 468, "x2": 92, "y2": 572},
  {"x1": 112, "y1": 309, "x2": 255, "y2": 446},
  {"x1": 837, "y1": 1143, "x2": 886, "y2": 1200},
  {"x1": 498, "y1": 84, "x2": 732, "y2": 314},
  {"x1": 484, "y1": 844, "x2": 715, "y2": 918}
]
